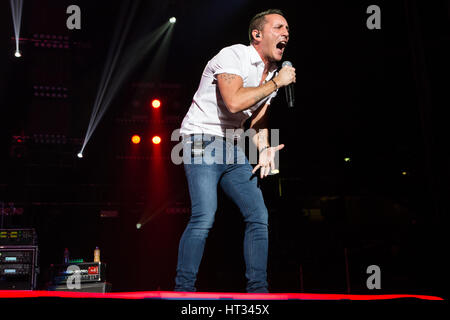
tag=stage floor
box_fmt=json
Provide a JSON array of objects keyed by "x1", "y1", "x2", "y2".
[
  {"x1": 0, "y1": 290, "x2": 444, "y2": 300},
  {"x1": 1, "y1": 290, "x2": 445, "y2": 318}
]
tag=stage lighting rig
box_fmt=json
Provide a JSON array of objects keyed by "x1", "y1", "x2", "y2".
[
  {"x1": 131, "y1": 135, "x2": 141, "y2": 144},
  {"x1": 152, "y1": 136, "x2": 161, "y2": 145},
  {"x1": 151, "y1": 99, "x2": 161, "y2": 109}
]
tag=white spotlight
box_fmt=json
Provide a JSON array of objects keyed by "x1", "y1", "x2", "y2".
[
  {"x1": 169, "y1": 17, "x2": 176, "y2": 24},
  {"x1": 77, "y1": 152, "x2": 83, "y2": 158},
  {"x1": 14, "y1": 51, "x2": 21, "y2": 58},
  {"x1": 136, "y1": 223, "x2": 142, "y2": 229}
]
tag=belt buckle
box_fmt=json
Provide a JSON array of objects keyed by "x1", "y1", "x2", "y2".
[{"x1": 192, "y1": 139, "x2": 204, "y2": 157}]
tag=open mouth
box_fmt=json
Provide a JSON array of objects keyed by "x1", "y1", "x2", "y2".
[{"x1": 276, "y1": 40, "x2": 287, "y2": 54}]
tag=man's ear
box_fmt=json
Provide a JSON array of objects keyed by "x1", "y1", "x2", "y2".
[{"x1": 252, "y1": 29, "x2": 261, "y2": 41}]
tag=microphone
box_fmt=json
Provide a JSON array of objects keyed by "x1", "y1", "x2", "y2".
[{"x1": 282, "y1": 61, "x2": 295, "y2": 108}]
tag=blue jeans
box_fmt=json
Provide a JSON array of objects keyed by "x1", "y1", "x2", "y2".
[{"x1": 174, "y1": 135, "x2": 269, "y2": 293}]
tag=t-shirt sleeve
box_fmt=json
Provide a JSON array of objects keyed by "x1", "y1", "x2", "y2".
[{"x1": 211, "y1": 46, "x2": 245, "y2": 80}]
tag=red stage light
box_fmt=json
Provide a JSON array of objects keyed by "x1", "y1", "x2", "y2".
[
  {"x1": 151, "y1": 99, "x2": 161, "y2": 109},
  {"x1": 131, "y1": 135, "x2": 141, "y2": 144},
  {"x1": 152, "y1": 136, "x2": 161, "y2": 144}
]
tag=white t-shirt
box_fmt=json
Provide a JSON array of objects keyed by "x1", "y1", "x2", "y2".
[{"x1": 179, "y1": 44, "x2": 278, "y2": 138}]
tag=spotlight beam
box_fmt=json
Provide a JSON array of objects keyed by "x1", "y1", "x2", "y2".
[
  {"x1": 82, "y1": 1, "x2": 139, "y2": 150},
  {"x1": 9, "y1": 0, "x2": 24, "y2": 54},
  {"x1": 90, "y1": 3, "x2": 137, "y2": 125},
  {"x1": 81, "y1": 12, "x2": 172, "y2": 154},
  {"x1": 143, "y1": 21, "x2": 175, "y2": 81},
  {"x1": 89, "y1": 24, "x2": 171, "y2": 130},
  {"x1": 85, "y1": 23, "x2": 170, "y2": 146}
]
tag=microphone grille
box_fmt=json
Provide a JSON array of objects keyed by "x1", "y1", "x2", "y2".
[{"x1": 282, "y1": 61, "x2": 292, "y2": 67}]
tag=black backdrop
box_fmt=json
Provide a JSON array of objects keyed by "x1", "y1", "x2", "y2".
[{"x1": 0, "y1": 0, "x2": 448, "y2": 298}]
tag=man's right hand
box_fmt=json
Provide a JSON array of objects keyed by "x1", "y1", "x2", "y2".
[{"x1": 274, "y1": 66, "x2": 296, "y2": 87}]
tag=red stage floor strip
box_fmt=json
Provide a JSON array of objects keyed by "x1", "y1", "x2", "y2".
[{"x1": 0, "y1": 291, "x2": 444, "y2": 300}]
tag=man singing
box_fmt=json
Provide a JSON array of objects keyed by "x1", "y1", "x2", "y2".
[{"x1": 175, "y1": 9, "x2": 295, "y2": 293}]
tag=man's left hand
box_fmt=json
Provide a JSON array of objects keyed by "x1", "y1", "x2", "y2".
[{"x1": 252, "y1": 144, "x2": 285, "y2": 179}]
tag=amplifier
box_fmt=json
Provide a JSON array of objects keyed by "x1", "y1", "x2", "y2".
[
  {"x1": 49, "y1": 262, "x2": 106, "y2": 285},
  {"x1": 0, "y1": 245, "x2": 38, "y2": 290},
  {"x1": 0, "y1": 229, "x2": 37, "y2": 246},
  {"x1": 0, "y1": 277, "x2": 35, "y2": 290},
  {"x1": 0, "y1": 249, "x2": 35, "y2": 263},
  {"x1": 0, "y1": 263, "x2": 32, "y2": 276}
]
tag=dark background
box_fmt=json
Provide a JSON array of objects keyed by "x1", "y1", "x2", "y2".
[{"x1": 0, "y1": 0, "x2": 448, "y2": 298}]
